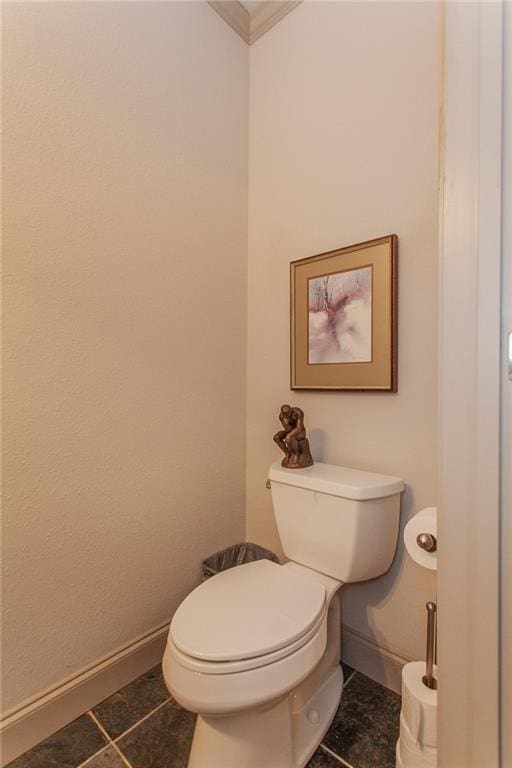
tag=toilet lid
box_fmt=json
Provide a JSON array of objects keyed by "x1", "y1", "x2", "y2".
[{"x1": 170, "y1": 560, "x2": 326, "y2": 662}]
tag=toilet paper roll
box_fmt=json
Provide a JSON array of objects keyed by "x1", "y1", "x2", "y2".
[
  {"x1": 398, "y1": 735, "x2": 437, "y2": 768},
  {"x1": 401, "y1": 662, "x2": 437, "y2": 748},
  {"x1": 404, "y1": 508, "x2": 437, "y2": 570},
  {"x1": 396, "y1": 740, "x2": 405, "y2": 768}
]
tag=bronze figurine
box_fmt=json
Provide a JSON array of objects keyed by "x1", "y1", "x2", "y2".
[{"x1": 273, "y1": 404, "x2": 314, "y2": 469}]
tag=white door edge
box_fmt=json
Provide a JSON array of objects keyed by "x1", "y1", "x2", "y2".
[{"x1": 438, "y1": 3, "x2": 503, "y2": 767}]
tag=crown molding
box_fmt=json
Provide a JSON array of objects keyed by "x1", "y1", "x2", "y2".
[
  {"x1": 249, "y1": 1, "x2": 302, "y2": 44},
  {"x1": 207, "y1": 1, "x2": 303, "y2": 46},
  {"x1": 208, "y1": 2, "x2": 250, "y2": 44}
]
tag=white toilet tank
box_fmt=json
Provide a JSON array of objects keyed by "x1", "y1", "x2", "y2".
[{"x1": 269, "y1": 461, "x2": 404, "y2": 582}]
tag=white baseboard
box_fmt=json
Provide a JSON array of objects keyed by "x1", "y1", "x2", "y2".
[
  {"x1": 341, "y1": 624, "x2": 412, "y2": 694},
  {"x1": 0, "y1": 622, "x2": 169, "y2": 766}
]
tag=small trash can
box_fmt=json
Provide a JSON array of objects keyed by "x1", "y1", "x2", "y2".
[{"x1": 202, "y1": 542, "x2": 279, "y2": 580}]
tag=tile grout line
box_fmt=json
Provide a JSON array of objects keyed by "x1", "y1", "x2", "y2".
[
  {"x1": 109, "y1": 741, "x2": 134, "y2": 768},
  {"x1": 343, "y1": 669, "x2": 357, "y2": 688},
  {"x1": 319, "y1": 743, "x2": 356, "y2": 768},
  {"x1": 76, "y1": 743, "x2": 113, "y2": 768},
  {"x1": 87, "y1": 711, "x2": 134, "y2": 768},
  {"x1": 112, "y1": 696, "x2": 172, "y2": 744},
  {"x1": 73, "y1": 713, "x2": 114, "y2": 768},
  {"x1": 87, "y1": 710, "x2": 113, "y2": 744}
]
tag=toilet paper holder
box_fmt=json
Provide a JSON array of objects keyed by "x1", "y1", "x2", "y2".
[
  {"x1": 423, "y1": 601, "x2": 437, "y2": 690},
  {"x1": 416, "y1": 532, "x2": 437, "y2": 553}
]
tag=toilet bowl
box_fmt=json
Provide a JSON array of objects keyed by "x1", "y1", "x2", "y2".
[
  {"x1": 163, "y1": 560, "x2": 343, "y2": 768},
  {"x1": 164, "y1": 559, "x2": 340, "y2": 707},
  {"x1": 163, "y1": 461, "x2": 404, "y2": 768}
]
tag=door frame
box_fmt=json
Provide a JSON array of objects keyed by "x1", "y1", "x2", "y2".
[{"x1": 438, "y1": 2, "x2": 503, "y2": 766}]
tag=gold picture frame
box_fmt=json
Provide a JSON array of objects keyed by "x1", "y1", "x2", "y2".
[{"x1": 290, "y1": 235, "x2": 397, "y2": 391}]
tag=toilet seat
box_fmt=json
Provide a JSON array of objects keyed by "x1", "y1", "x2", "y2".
[
  {"x1": 164, "y1": 603, "x2": 331, "y2": 716},
  {"x1": 170, "y1": 559, "x2": 326, "y2": 664},
  {"x1": 168, "y1": 603, "x2": 327, "y2": 675}
]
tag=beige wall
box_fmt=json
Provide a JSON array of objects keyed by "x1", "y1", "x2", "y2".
[
  {"x1": 3, "y1": 0, "x2": 441, "y2": 715},
  {"x1": 2, "y1": 1, "x2": 248, "y2": 713},
  {"x1": 247, "y1": 1, "x2": 439, "y2": 661}
]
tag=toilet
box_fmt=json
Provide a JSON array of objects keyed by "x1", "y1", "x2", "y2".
[{"x1": 162, "y1": 460, "x2": 404, "y2": 768}]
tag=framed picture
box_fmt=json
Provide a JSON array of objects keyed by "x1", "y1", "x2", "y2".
[{"x1": 290, "y1": 235, "x2": 397, "y2": 391}]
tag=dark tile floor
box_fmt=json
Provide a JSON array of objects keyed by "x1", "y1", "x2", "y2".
[{"x1": 7, "y1": 663, "x2": 400, "y2": 768}]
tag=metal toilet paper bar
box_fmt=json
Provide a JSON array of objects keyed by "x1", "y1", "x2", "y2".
[{"x1": 423, "y1": 602, "x2": 437, "y2": 691}]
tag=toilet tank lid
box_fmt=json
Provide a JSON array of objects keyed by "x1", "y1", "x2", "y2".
[{"x1": 268, "y1": 461, "x2": 405, "y2": 500}]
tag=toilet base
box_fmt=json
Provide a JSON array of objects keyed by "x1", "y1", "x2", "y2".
[
  {"x1": 187, "y1": 664, "x2": 343, "y2": 768},
  {"x1": 291, "y1": 663, "x2": 343, "y2": 767}
]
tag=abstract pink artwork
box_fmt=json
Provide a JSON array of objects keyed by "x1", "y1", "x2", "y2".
[{"x1": 308, "y1": 266, "x2": 372, "y2": 364}]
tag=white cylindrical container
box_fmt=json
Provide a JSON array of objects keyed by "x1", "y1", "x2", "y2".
[{"x1": 396, "y1": 661, "x2": 437, "y2": 768}]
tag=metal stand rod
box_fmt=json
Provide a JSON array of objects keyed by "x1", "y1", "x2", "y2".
[{"x1": 423, "y1": 601, "x2": 437, "y2": 690}]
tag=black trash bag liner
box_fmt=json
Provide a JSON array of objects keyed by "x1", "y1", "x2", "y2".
[{"x1": 202, "y1": 542, "x2": 279, "y2": 580}]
